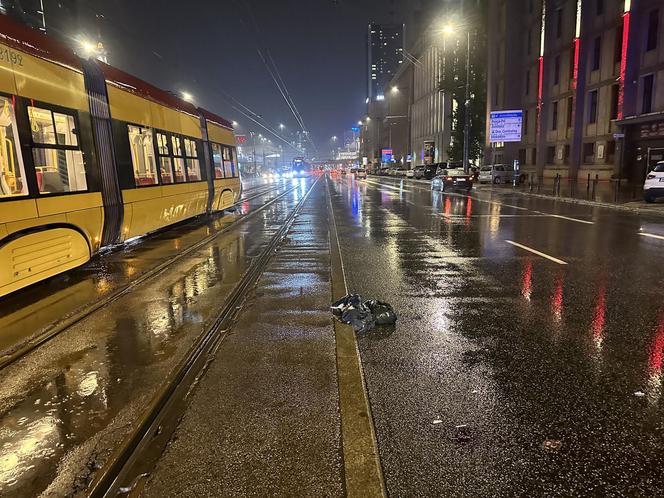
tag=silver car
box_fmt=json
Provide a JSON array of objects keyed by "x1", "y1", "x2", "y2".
[{"x1": 478, "y1": 164, "x2": 514, "y2": 184}]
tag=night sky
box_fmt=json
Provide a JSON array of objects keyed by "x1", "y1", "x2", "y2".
[{"x1": 69, "y1": 0, "x2": 417, "y2": 158}]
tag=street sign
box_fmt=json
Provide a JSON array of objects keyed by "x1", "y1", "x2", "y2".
[
  {"x1": 613, "y1": 133, "x2": 625, "y2": 139},
  {"x1": 489, "y1": 110, "x2": 523, "y2": 143},
  {"x1": 381, "y1": 148, "x2": 393, "y2": 163}
]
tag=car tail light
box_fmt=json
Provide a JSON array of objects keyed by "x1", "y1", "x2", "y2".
[
  {"x1": 647, "y1": 174, "x2": 656, "y2": 180},
  {"x1": 447, "y1": 177, "x2": 453, "y2": 181}
]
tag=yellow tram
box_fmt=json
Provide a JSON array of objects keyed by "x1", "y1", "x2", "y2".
[{"x1": 0, "y1": 15, "x2": 241, "y2": 298}]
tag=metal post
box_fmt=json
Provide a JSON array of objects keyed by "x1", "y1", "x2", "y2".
[
  {"x1": 592, "y1": 174, "x2": 598, "y2": 200},
  {"x1": 463, "y1": 30, "x2": 471, "y2": 174},
  {"x1": 586, "y1": 173, "x2": 591, "y2": 199}
]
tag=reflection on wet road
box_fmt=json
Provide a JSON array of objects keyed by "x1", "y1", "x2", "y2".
[
  {"x1": 329, "y1": 174, "x2": 664, "y2": 496},
  {"x1": 0, "y1": 177, "x2": 313, "y2": 497},
  {"x1": 0, "y1": 179, "x2": 296, "y2": 359}
]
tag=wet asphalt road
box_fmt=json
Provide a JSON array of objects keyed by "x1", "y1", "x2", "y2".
[
  {"x1": 329, "y1": 174, "x2": 664, "y2": 496},
  {"x1": 3, "y1": 172, "x2": 664, "y2": 496}
]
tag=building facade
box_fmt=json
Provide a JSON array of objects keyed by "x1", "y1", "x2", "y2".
[
  {"x1": 368, "y1": 23, "x2": 405, "y2": 102},
  {"x1": 487, "y1": 0, "x2": 664, "y2": 182}
]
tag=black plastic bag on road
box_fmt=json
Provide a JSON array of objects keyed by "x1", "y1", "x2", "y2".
[
  {"x1": 365, "y1": 300, "x2": 398, "y2": 325},
  {"x1": 331, "y1": 294, "x2": 397, "y2": 332}
]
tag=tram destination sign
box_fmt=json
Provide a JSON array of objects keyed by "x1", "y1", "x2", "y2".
[{"x1": 489, "y1": 110, "x2": 523, "y2": 143}]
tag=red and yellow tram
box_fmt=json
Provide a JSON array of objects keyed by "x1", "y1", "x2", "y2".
[{"x1": 0, "y1": 14, "x2": 241, "y2": 298}]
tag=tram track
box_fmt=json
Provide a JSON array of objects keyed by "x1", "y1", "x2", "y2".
[
  {"x1": 87, "y1": 175, "x2": 321, "y2": 497},
  {"x1": 0, "y1": 181, "x2": 300, "y2": 371}
]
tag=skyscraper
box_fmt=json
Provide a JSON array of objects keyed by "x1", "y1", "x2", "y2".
[{"x1": 367, "y1": 23, "x2": 404, "y2": 102}]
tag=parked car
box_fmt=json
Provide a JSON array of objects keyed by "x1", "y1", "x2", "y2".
[
  {"x1": 413, "y1": 165, "x2": 426, "y2": 179},
  {"x1": 431, "y1": 169, "x2": 473, "y2": 192},
  {"x1": 405, "y1": 169, "x2": 415, "y2": 178},
  {"x1": 355, "y1": 168, "x2": 367, "y2": 179},
  {"x1": 644, "y1": 161, "x2": 664, "y2": 203},
  {"x1": 423, "y1": 164, "x2": 440, "y2": 180},
  {"x1": 478, "y1": 164, "x2": 514, "y2": 184}
]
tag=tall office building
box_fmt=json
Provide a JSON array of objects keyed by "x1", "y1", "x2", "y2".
[
  {"x1": 0, "y1": 1, "x2": 83, "y2": 42},
  {"x1": 368, "y1": 23, "x2": 404, "y2": 102}
]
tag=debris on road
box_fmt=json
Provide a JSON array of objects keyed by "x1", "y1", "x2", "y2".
[
  {"x1": 541, "y1": 440, "x2": 562, "y2": 452},
  {"x1": 451, "y1": 424, "x2": 472, "y2": 443},
  {"x1": 331, "y1": 294, "x2": 398, "y2": 332}
]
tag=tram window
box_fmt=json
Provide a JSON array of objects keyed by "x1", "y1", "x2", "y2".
[
  {"x1": 171, "y1": 136, "x2": 186, "y2": 183},
  {"x1": 156, "y1": 132, "x2": 173, "y2": 184},
  {"x1": 231, "y1": 147, "x2": 239, "y2": 177},
  {"x1": 0, "y1": 96, "x2": 28, "y2": 197},
  {"x1": 183, "y1": 138, "x2": 201, "y2": 181},
  {"x1": 128, "y1": 125, "x2": 158, "y2": 186},
  {"x1": 222, "y1": 146, "x2": 234, "y2": 178},
  {"x1": 211, "y1": 143, "x2": 224, "y2": 179},
  {"x1": 28, "y1": 105, "x2": 87, "y2": 194}
]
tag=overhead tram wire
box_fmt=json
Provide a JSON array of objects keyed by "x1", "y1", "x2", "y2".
[
  {"x1": 53, "y1": 3, "x2": 304, "y2": 154},
  {"x1": 235, "y1": 0, "x2": 319, "y2": 155}
]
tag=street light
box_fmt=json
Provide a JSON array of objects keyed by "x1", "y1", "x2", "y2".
[
  {"x1": 279, "y1": 123, "x2": 285, "y2": 130},
  {"x1": 232, "y1": 121, "x2": 239, "y2": 127},
  {"x1": 391, "y1": 86, "x2": 399, "y2": 94},
  {"x1": 443, "y1": 21, "x2": 471, "y2": 174},
  {"x1": 181, "y1": 91, "x2": 194, "y2": 103}
]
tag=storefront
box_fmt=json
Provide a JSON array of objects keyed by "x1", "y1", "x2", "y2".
[{"x1": 617, "y1": 112, "x2": 664, "y2": 184}]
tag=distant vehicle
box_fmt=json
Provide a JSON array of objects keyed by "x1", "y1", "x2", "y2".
[
  {"x1": 405, "y1": 169, "x2": 414, "y2": 178},
  {"x1": 423, "y1": 164, "x2": 440, "y2": 180},
  {"x1": 478, "y1": 164, "x2": 515, "y2": 184},
  {"x1": 413, "y1": 166, "x2": 426, "y2": 179},
  {"x1": 431, "y1": 169, "x2": 473, "y2": 192},
  {"x1": 355, "y1": 168, "x2": 367, "y2": 179},
  {"x1": 644, "y1": 161, "x2": 664, "y2": 203}
]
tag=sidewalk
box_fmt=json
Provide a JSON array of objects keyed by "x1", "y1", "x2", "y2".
[
  {"x1": 476, "y1": 179, "x2": 664, "y2": 217},
  {"x1": 141, "y1": 181, "x2": 345, "y2": 497}
]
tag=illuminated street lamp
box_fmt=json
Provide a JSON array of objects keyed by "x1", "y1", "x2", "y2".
[
  {"x1": 181, "y1": 91, "x2": 194, "y2": 103},
  {"x1": 232, "y1": 121, "x2": 239, "y2": 127},
  {"x1": 279, "y1": 123, "x2": 285, "y2": 130},
  {"x1": 331, "y1": 136, "x2": 338, "y2": 141},
  {"x1": 391, "y1": 86, "x2": 399, "y2": 94}
]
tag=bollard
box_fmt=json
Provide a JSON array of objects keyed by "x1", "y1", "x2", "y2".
[
  {"x1": 613, "y1": 179, "x2": 618, "y2": 203},
  {"x1": 592, "y1": 174, "x2": 598, "y2": 201},
  {"x1": 586, "y1": 173, "x2": 591, "y2": 199},
  {"x1": 529, "y1": 173, "x2": 534, "y2": 192}
]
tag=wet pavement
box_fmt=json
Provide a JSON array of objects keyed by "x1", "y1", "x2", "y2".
[
  {"x1": 142, "y1": 177, "x2": 343, "y2": 497},
  {"x1": 0, "y1": 176, "x2": 314, "y2": 497},
  {"x1": 330, "y1": 174, "x2": 664, "y2": 496},
  {"x1": 4, "y1": 171, "x2": 664, "y2": 496}
]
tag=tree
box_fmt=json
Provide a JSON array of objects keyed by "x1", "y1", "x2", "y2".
[{"x1": 440, "y1": 8, "x2": 487, "y2": 164}]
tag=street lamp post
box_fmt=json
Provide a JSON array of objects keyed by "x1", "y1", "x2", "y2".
[
  {"x1": 463, "y1": 30, "x2": 471, "y2": 174},
  {"x1": 443, "y1": 23, "x2": 472, "y2": 174}
]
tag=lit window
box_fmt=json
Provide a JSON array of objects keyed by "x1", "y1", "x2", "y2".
[
  {"x1": 28, "y1": 105, "x2": 86, "y2": 194},
  {"x1": 222, "y1": 146, "x2": 235, "y2": 178},
  {"x1": 156, "y1": 132, "x2": 173, "y2": 184},
  {"x1": 171, "y1": 136, "x2": 186, "y2": 183},
  {"x1": 211, "y1": 142, "x2": 224, "y2": 178},
  {"x1": 128, "y1": 125, "x2": 157, "y2": 186},
  {"x1": 182, "y1": 137, "x2": 201, "y2": 181},
  {"x1": 0, "y1": 96, "x2": 27, "y2": 197}
]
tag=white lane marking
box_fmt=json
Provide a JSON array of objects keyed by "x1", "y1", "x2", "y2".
[
  {"x1": 640, "y1": 232, "x2": 664, "y2": 241},
  {"x1": 537, "y1": 213, "x2": 595, "y2": 225},
  {"x1": 505, "y1": 240, "x2": 568, "y2": 265},
  {"x1": 364, "y1": 179, "x2": 412, "y2": 193},
  {"x1": 369, "y1": 178, "x2": 594, "y2": 224}
]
